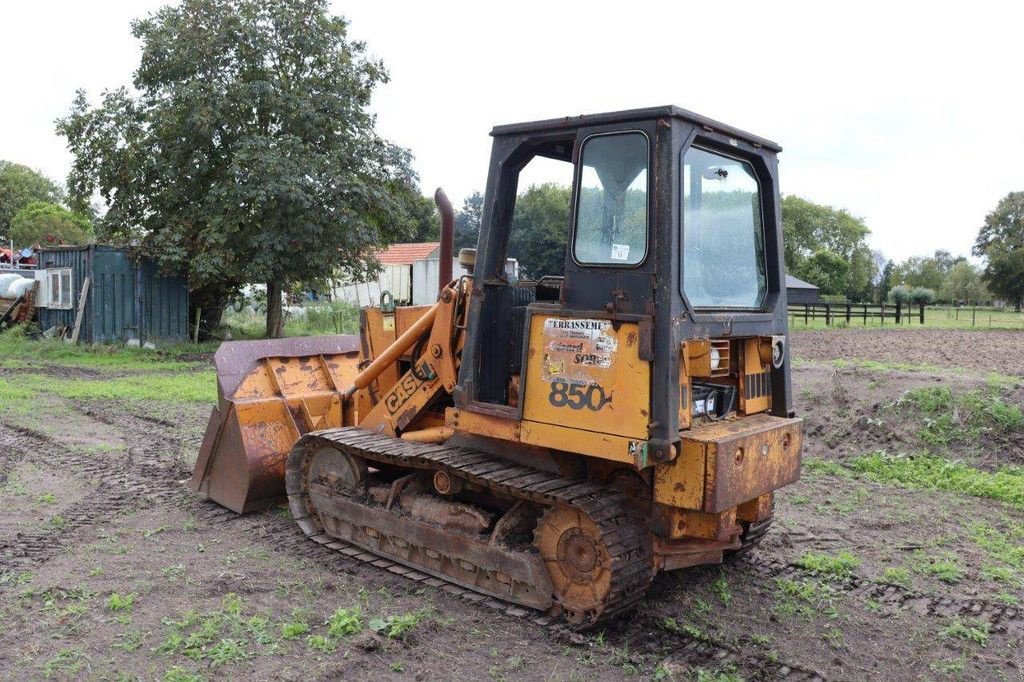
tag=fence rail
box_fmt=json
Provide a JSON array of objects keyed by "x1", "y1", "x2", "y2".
[{"x1": 788, "y1": 302, "x2": 925, "y2": 326}]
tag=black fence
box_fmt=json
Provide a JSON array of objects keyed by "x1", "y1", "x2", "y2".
[{"x1": 788, "y1": 302, "x2": 925, "y2": 326}]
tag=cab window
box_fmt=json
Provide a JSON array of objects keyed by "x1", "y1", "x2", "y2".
[
  {"x1": 573, "y1": 132, "x2": 648, "y2": 266},
  {"x1": 682, "y1": 146, "x2": 767, "y2": 309}
]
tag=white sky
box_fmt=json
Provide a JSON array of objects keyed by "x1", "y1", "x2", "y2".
[{"x1": 1, "y1": 1, "x2": 1021, "y2": 262}]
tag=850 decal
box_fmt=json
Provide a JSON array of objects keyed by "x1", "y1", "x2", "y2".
[{"x1": 548, "y1": 381, "x2": 612, "y2": 411}]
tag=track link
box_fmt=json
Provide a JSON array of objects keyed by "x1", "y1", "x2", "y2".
[{"x1": 286, "y1": 427, "x2": 653, "y2": 627}]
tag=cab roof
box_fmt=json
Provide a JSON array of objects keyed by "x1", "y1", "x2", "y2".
[{"x1": 490, "y1": 105, "x2": 781, "y2": 153}]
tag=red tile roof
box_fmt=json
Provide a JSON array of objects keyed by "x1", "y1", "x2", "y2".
[{"x1": 375, "y1": 242, "x2": 439, "y2": 265}]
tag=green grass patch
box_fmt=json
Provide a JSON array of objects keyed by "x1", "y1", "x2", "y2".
[
  {"x1": 367, "y1": 609, "x2": 431, "y2": 639},
  {"x1": 849, "y1": 451, "x2": 1024, "y2": 509},
  {"x1": 0, "y1": 328, "x2": 210, "y2": 372},
  {"x1": 106, "y1": 592, "x2": 137, "y2": 612},
  {"x1": 326, "y1": 606, "x2": 363, "y2": 637},
  {"x1": 941, "y1": 617, "x2": 990, "y2": 645},
  {"x1": 911, "y1": 552, "x2": 964, "y2": 584},
  {"x1": 795, "y1": 551, "x2": 861, "y2": 579},
  {"x1": 0, "y1": 371, "x2": 216, "y2": 403},
  {"x1": 876, "y1": 566, "x2": 912, "y2": 589},
  {"x1": 898, "y1": 386, "x2": 1024, "y2": 447}
]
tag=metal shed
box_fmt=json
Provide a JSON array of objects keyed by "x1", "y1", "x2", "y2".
[
  {"x1": 34, "y1": 245, "x2": 190, "y2": 344},
  {"x1": 785, "y1": 273, "x2": 821, "y2": 306}
]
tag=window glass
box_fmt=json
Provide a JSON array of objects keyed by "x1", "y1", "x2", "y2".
[
  {"x1": 682, "y1": 147, "x2": 767, "y2": 309},
  {"x1": 573, "y1": 133, "x2": 648, "y2": 266},
  {"x1": 507, "y1": 156, "x2": 574, "y2": 280}
]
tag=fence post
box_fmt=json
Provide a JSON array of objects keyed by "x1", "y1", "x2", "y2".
[
  {"x1": 896, "y1": 301, "x2": 902, "y2": 324},
  {"x1": 825, "y1": 303, "x2": 831, "y2": 326},
  {"x1": 881, "y1": 303, "x2": 885, "y2": 325},
  {"x1": 863, "y1": 305, "x2": 867, "y2": 324},
  {"x1": 805, "y1": 304, "x2": 809, "y2": 325},
  {"x1": 846, "y1": 303, "x2": 851, "y2": 323},
  {"x1": 919, "y1": 304, "x2": 924, "y2": 324},
  {"x1": 972, "y1": 306, "x2": 976, "y2": 326}
]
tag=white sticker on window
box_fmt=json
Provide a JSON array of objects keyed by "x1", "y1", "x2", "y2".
[{"x1": 610, "y1": 243, "x2": 630, "y2": 261}]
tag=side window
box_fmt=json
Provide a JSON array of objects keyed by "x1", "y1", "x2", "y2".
[
  {"x1": 573, "y1": 132, "x2": 648, "y2": 266},
  {"x1": 682, "y1": 146, "x2": 767, "y2": 309},
  {"x1": 46, "y1": 268, "x2": 74, "y2": 309},
  {"x1": 506, "y1": 156, "x2": 574, "y2": 280}
]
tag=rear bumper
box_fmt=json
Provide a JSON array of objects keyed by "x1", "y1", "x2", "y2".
[{"x1": 654, "y1": 414, "x2": 802, "y2": 513}]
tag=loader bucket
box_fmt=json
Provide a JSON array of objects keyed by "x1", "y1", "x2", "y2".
[{"x1": 191, "y1": 335, "x2": 362, "y2": 513}]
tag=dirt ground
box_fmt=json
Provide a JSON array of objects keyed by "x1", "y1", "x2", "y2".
[{"x1": 1, "y1": 328, "x2": 1022, "y2": 681}]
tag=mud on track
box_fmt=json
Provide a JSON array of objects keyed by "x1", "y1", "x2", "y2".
[{"x1": 0, "y1": 330, "x2": 1022, "y2": 681}]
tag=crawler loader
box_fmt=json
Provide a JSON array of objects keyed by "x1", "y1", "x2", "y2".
[{"x1": 191, "y1": 106, "x2": 802, "y2": 627}]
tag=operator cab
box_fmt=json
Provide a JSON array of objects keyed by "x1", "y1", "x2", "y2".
[{"x1": 456, "y1": 106, "x2": 790, "y2": 466}]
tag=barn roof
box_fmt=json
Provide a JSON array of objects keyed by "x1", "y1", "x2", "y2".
[
  {"x1": 376, "y1": 242, "x2": 439, "y2": 265},
  {"x1": 785, "y1": 274, "x2": 819, "y2": 291}
]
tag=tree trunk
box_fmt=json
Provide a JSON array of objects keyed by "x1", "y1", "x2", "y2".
[
  {"x1": 266, "y1": 280, "x2": 284, "y2": 338},
  {"x1": 188, "y1": 284, "x2": 231, "y2": 342}
]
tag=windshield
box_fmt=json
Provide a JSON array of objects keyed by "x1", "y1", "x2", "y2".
[
  {"x1": 682, "y1": 146, "x2": 767, "y2": 309},
  {"x1": 573, "y1": 132, "x2": 648, "y2": 266}
]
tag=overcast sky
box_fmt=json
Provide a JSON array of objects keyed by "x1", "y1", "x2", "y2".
[{"x1": 1, "y1": 1, "x2": 1021, "y2": 262}]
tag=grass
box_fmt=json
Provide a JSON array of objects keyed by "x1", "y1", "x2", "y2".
[
  {"x1": 941, "y1": 617, "x2": 990, "y2": 645},
  {"x1": 106, "y1": 592, "x2": 137, "y2": 612},
  {"x1": 911, "y1": 552, "x2": 964, "y2": 584},
  {"x1": 876, "y1": 567, "x2": 912, "y2": 589},
  {"x1": 773, "y1": 578, "x2": 842, "y2": 621},
  {"x1": 849, "y1": 451, "x2": 1024, "y2": 509},
  {"x1": 326, "y1": 606, "x2": 363, "y2": 637},
  {"x1": 0, "y1": 327, "x2": 210, "y2": 371},
  {"x1": 897, "y1": 386, "x2": 1024, "y2": 447},
  {"x1": 367, "y1": 609, "x2": 431, "y2": 639},
  {"x1": 795, "y1": 551, "x2": 861, "y2": 579},
  {"x1": 0, "y1": 371, "x2": 216, "y2": 404}
]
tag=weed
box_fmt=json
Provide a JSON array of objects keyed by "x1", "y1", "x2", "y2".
[
  {"x1": 0, "y1": 571, "x2": 34, "y2": 586},
  {"x1": 112, "y1": 630, "x2": 145, "y2": 652},
  {"x1": 941, "y1": 617, "x2": 990, "y2": 645},
  {"x1": 106, "y1": 592, "x2": 137, "y2": 611},
  {"x1": 694, "y1": 668, "x2": 744, "y2": 682},
  {"x1": 850, "y1": 451, "x2": 1024, "y2": 509},
  {"x1": 795, "y1": 550, "x2": 861, "y2": 579},
  {"x1": 307, "y1": 634, "x2": 335, "y2": 652},
  {"x1": 789, "y1": 494, "x2": 812, "y2": 505},
  {"x1": 243, "y1": 615, "x2": 275, "y2": 645},
  {"x1": 823, "y1": 627, "x2": 845, "y2": 649},
  {"x1": 970, "y1": 522, "x2": 1024, "y2": 569},
  {"x1": 143, "y1": 526, "x2": 167, "y2": 538},
  {"x1": 207, "y1": 638, "x2": 249, "y2": 666},
  {"x1": 88, "y1": 566, "x2": 103, "y2": 577},
  {"x1": 876, "y1": 566, "x2": 912, "y2": 588},
  {"x1": 41, "y1": 648, "x2": 87, "y2": 678},
  {"x1": 994, "y1": 592, "x2": 1020, "y2": 605},
  {"x1": 36, "y1": 492, "x2": 57, "y2": 504},
  {"x1": 47, "y1": 515, "x2": 68, "y2": 529},
  {"x1": 163, "y1": 667, "x2": 205, "y2": 682},
  {"x1": 802, "y1": 458, "x2": 851, "y2": 478},
  {"x1": 391, "y1": 661, "x2": 406, "y2": 673},
  {"x1": 865, "y1": 599, "x2": 882, "y2": 612},
  {"x1": 981, "y1": 565, "x2": 1019, "y2": 585},
  {"x1": 161, "y1": 564, "x2": 186, "y2": 581},
  {"x1": 774, "y1": 578, "x2": 841, "y2": 620},
  {"x1": 327, "y1": 605, "x2": 363, "y2": 637},
  {"x1": 911, "y1": 552, "x2": 964, "y2": 584},
  {"x1": 156, "y1": 632, "x2": 185, "y2": 655},
  {"x1": 711, "y1": 575, "x2": 732, "y2": 605},
  {"x1": 929, "y1": 655, "x2": 967, "y2": 675},
  {"x1": 900, "y1": 386, "x2": 1024, "y2": 446},
  {"x1": 368, "y1": 609, "x2": 430, "y2": 639},
  {"x1": 280, "y1": 621, "x2": 309, "y2": 640},
  {"x1": 750, "y1": 633, "x2": 773, "y2": 646}
]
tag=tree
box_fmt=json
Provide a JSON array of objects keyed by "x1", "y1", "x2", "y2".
[
  {"x1": 57, "y1": 0, "x2": 419, "y2": 338},
  {"x1": 878, "y1": 259, "x2": 896, "y2": 304},
  {"x1": 893, "y1": 250, "x2": 964, "y2": 295},
  {"x1": 974, "y1": 192, "x2": 1024, "y2": 311},
  {"x1": 455, "y1": 191, "x2": 483, "y2": 251},
  {"x1": 508, "y1": 183, "x2": 571, "y2": 279},
  {"x1": 800, "y1": 249, "x2": 849, "y2": 297},
  {"x1": 9, "y1": 202, "x2": 93, "y2": 248},
  {"x1": 0, "y1": 161, "x2": 64, "y2": 242},
  {"x1": 781, "y1": 196, "x2": 876, "y2": 301},
  {"x1": 940, "y1": 261, "x2": 988, "y2": 304}
]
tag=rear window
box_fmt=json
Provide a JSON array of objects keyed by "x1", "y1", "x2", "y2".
[{"x1": 682, "y1": 146, "x2": 767, "y2": 309}]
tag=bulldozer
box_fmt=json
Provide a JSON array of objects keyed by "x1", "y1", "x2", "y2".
[{"x1": 191, "y1": 106, "x2": 802, "y2": 628}]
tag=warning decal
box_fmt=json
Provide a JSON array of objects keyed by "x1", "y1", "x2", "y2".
[{"x1": 540, "y1": 318, "x2": 617, "y2": 384}]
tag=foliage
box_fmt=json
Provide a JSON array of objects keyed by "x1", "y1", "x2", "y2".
[
  {"x1": 367, "y1": 609, "x2": 429, "y2": 639},
  {"x1": 878, "y1": 259, "x2": 896, "y2": 303},
  {"x1": 508, "y1": 183, "x2": 570, "y2": 279},
  {"x1": 455, "y1": 191, "x2": 483, "y2": 251},
  {"x1": 974, "y1": 191, "x2": 1024, "y2": 310},
  {"x1": 940, "y1": 261, "x2": 989, "y2": 304},
  {"x1": 9, "y1": 201, "x2": 93, "y2": 248},
  {"x1": 57, "y1": 0, "x2": 421, "y2": 338},
  {"x1": 795, "y1": 551, "x2": 861, "y2": 579},
  {"x1": 887, "y1": 285, "x2": 913, "y2": 304},
  {"x1": 782, "y1": 195, "x2": 875, "y2": 301},
  {"x1": 909, "y1": 287, "x2": 936, "y2": 305},
  {"x1": 893, "y1": 250, "x2": 963, "y2": 293},
  {"x1": 0, "y1": 161, "x2": 65, "y2": 241},
  {"x1": 106, "y1": 592, "x2": 137, "y2": 611},
  {"x1": 941, "y1": 618, "x2": 990, "y2": 645},
  {"x1": 326, "y1": 606, "x2": 363, "y2": 637},
  {"x1": 849, "y1": 452, "x2": 1024, "y2": 509}
]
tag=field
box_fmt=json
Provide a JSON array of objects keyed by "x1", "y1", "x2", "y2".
[
  {"x1": 788, "y1": 305, "x2": 1024, "y2": 331},
  {"x1": 1, "y1": 328, "x2": 1022, "y2": 681}
]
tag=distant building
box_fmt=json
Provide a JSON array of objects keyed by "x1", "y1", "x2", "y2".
[
  {"x1": 786, "y1": 274, "x2": 820, "y2": 305},
  {"x1": 331, "y1": 242, "x2": 469, "y2": 307}
]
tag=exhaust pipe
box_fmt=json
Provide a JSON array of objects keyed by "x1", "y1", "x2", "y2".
[{"x1": 434, "y1": 188, "x2": 454, "y2": 294}]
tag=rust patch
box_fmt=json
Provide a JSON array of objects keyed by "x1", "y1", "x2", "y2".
[{"x1": 626, "y1": 331, "x2": 637, "y2": 347}]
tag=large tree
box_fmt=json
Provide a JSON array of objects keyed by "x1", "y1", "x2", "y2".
[
  {"x1": 57, "y1": 0, "x2": 419, "y2": 337},
  {"x1": 9, "y1": 201, "x2": 93, "y2": 248},
  {"x1": 455, "y1": 191, "x2": 483, "y2": 251},
  {"x1": 940, "y1": 261, "x2": 988, "y2": 304},
  {"x1": 0, "y1": 161, "x2": 65, "y2": 242},
  {"x1": 781, "y1": 196, "x2": 876, "y2": 301},
  {"x1": 508, "y1": 183, "x2": 571, "y2": 279},
  {"x1": 974, "y1": 191, "x2": 1024, "y2": 311}
]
